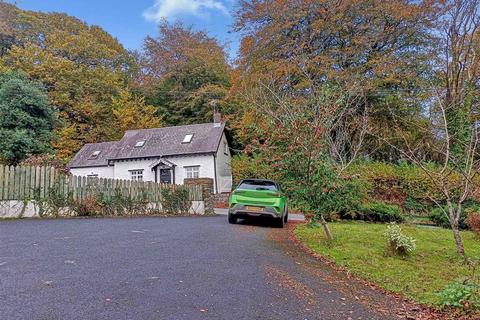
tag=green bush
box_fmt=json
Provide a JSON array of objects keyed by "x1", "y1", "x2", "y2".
[
  {"x1": 438, "y1": 282, "x2": 480, "y2": 311},
  {"x1": 315, "y1": 179, "x2": 365, "y2": 221},
  {"x1": 287, "y1": 161, "x2": 366, "y2": 222},
  {"x1": 352, "y1": 201, "x2": 404, "y2": 223},
  {"x1": 403, "y1": 196, "x2": 428, "y2": 214},
  {"x1": 231, "y1": 154, "x2": 272, "y2": 185},
  {"x1": 384, "y1": 223, "x2": 416, "y2": 256},
  {"x1": 345, "y1": 161, "x2": 478, "y2": 214},
  {"x1": 161, "y1": 188, "x2": 192, "y2": 214}
]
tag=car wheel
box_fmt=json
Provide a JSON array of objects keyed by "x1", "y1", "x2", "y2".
[
  {"x1": 275, "y1": 216, "x2": 285, "y2": 228},
  {"x1": 228, "y1": 213, "x2": 237, "y2": 224}
]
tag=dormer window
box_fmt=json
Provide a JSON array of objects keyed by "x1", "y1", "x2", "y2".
[
  {"x1": 89, "y1": 150, "x2": 101, "y2": 159},
  {"x1": 135, "y1": 140, "x2": 146, "y2": 148},
  {"x1": 182, "y1": 134, "x2": 193, "y2": 144}
]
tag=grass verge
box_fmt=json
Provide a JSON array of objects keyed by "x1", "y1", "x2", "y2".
[{"x1": 294, "y1": 221, "x2": 480, "y2": 306}]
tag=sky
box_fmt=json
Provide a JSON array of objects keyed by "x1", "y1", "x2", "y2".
[{"x1": 8, "y1": 0, "x2": 241, "y2": 59}]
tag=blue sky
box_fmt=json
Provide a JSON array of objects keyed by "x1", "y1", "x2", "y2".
[{"x1": 8, "y1": 0, "x2": 240, "y2": 59}]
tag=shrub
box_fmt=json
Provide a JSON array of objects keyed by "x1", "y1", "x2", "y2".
[
  {"x1": 161, "y1": 188, "x2": 192, "y2": 214},
  {"x1": 428, "y1": 205, "x2": 470, "y2": 230},
  {"x1": 403, "y1": 196, "x2": 428, "y2": 214},
  {"x1": 467, "y1": 210, "x2": 480, "y2": 238},
  {"x1": 438, "y1": 282, "x2": 480, "y2": 311},
  {"x1": 384, "y1": 223, "x2": 416, "y2": 256},
  {"x1": 316, "y1": 179, "x2": 365, "y2": 221},
  {"x1": 353, "y1": 201, "x2": 404, "y2": 223},
  {"x1": 231, "y1": 154, "x2": 272, "y2": 185},
  {"x1": 345, "y1": 161, "x2": 479, "y2": 213},
  {"x1": 289, "y1": 162, "x2": 366, "y2": 222},
  {"x1": 70, "y1": 196, "x2": 101, "y2": 217}
]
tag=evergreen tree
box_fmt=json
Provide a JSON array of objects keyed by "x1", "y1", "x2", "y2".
[{"x1": 0, "y1": 72, "x2": 56, "y2": 164}]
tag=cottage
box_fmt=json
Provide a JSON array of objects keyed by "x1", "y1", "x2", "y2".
[{"x1": 68, "y1": 115, "x2": 232, "y2": 194}]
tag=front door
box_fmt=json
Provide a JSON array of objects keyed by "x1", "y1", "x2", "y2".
[{"x1": 159, "y1": 168, "x2": 172, "y2": 184}]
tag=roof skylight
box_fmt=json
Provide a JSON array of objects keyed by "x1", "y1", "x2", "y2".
[
  {"x1": 182, "y1": 134, "x2": 193, "y2": 144},
  {"x1": 89, "y1": 150, "x2": 101, "y2": 159},
  {"x1": 135, "y1": 140, "x2": 146, "y2": 148}
]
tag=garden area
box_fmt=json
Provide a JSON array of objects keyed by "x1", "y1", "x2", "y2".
[
  {"x1": 283, "y1": 161, "x2": 480, "y2": 314},
  {"x1": 235, "y1": 158, "x2": 480, "y2": 314},
  {"x1": 295, "y1": 222, "x2": 480, "y2": 308}
]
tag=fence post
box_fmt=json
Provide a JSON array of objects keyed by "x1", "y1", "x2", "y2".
[
  {"x1": 3, "y1": 166, "x2": 10, "y2": 200},
  {"x1": 0, "y1": 165, "x2": 4, "y2": 201}
]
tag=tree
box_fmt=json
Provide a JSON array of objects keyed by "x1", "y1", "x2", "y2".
[
  {"x1": 0, "y1": 1, "x2": 15, "y2": 57},
  {"x1": 0, "y1": 72, "x2": 56, "y2": 164},
  {"x1": 240, "y1": 75, "x2": 367, "y2": 242},
  {"x1": 232, "y1": 0, "x2": 440, "y2": 160},
  {"x1": 142, "y1": 21, "x2": 231, "y2": 125},
  {"x1": 379, "y1": 0, "x2": 480, "y2": 258},
  {"x1": 235, "y1": 0, "x2": 437, "y2": 85},
  {"x1": 111, "y1": 89, "x2": 163, "y2": 138},
  {"x1": 0, "y1": 5, "x2": 139, "y2": 160}
]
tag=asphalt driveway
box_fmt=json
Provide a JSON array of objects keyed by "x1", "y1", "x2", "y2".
[{"x1": 0, "y1": 216, "x2": 411, "y2": 320}]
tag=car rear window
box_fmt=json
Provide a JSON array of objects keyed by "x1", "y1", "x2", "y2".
[{"x1": 238, "y1": 180, "x2": 278, "y2": 191}]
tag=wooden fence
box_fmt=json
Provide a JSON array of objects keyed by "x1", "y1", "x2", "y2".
[{"x1": 0, "y1": 165, "x2": 204, "y2": 202}]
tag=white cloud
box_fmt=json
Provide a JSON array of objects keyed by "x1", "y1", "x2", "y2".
[{"x1": 143, "y1": 0, "x2": 229, "y2": 22}]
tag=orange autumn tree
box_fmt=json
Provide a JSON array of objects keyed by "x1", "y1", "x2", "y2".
[
  {"x1": 111, "y1": 89, "x2": 163, "y2": 139},
  {"x1": 141, "y1": 20, "x2": 231, "y2": 126},
  {"x1": 0, "y1": 5, "x2": 153, "y2": 161},
  {"x1": 232, "y1": 0, "x2": 441, "y2": 160},
  {"x1": 0, "y1": 1, "x2": 14, "y2": 57}
]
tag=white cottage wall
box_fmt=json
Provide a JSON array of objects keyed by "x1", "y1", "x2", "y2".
[
  {"x1": 113, "y1": 158, "x2": 157, "y2": 181},
  {"x1": 69, "y1": 166, "x2": 114, "y2": 179},
  {"x1": 165, "y1": 154, "x2": 216, "y2": 186},
  {"x1": 215, "y1": 132, "x2": 232, "y2": 193}
]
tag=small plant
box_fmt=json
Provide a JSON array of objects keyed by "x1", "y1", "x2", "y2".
[
  {"x1": 70, "y1": 196, "x2": 101, "y2": 217},
  {"x1": 384, "y1": 223, "x2": 416, "y2": 256},
  {"x1": 438, "y1": 282, "x2": 480, "y2": 311}
]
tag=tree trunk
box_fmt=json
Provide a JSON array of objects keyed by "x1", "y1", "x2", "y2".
[
  {"x1": 319, "y1": 214, "x2": 333, "y2": 246},
  {"x1": 452, "y1": 226, "x2": 466, "y2": 260},
  {"x1": 447, "y1": 203, "x2": 466, "y2": 259}
]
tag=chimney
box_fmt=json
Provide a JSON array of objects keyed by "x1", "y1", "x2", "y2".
[
  {"x1": 211, "y1": 99, "x2": 222, "y2": 127},
  {"x1": 213, "y1": 112, "x2": 222, "y2": 126}
]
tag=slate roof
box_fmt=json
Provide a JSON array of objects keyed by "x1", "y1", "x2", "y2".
[
  {"x1": 68, "y1": 141, "x2": 118, "y2": 168},
  {"x1": 68, "y1": 123, "x2": 225, "y2": 168}
]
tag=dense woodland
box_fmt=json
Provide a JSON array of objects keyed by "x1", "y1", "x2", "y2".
[{"x1": 0, "y1": 1, "x2": 479, "y2": 256}]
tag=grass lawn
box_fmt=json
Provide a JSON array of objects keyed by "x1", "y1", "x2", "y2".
[{"x1": 295, "y1": 221, "x2": 480, "y2": 306}]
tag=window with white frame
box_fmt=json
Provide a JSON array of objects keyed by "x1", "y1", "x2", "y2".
[
  {"x1": 130, "y1": 170, "x2": 143, "y2": 181},
  {"x1": 185, "y1": 166, "x2": 200, "y2": 179}
]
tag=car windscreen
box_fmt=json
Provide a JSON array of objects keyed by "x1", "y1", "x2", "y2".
[{"x1": 237, "y1": 180, "x2": 278, "y2": 191}]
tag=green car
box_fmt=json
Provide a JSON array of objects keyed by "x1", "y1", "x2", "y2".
[{"x1": 228, "y1": 179, "x2": 288, "y2": 228}]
